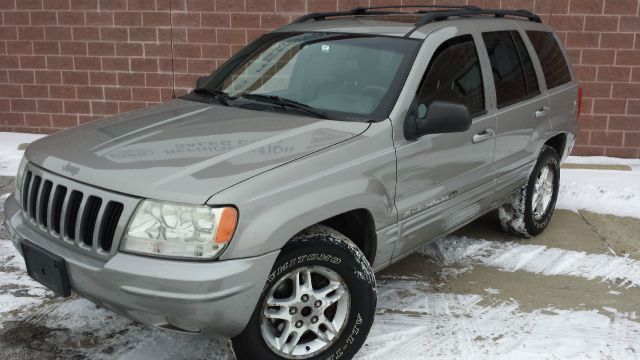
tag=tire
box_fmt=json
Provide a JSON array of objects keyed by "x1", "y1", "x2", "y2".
[
  {"x1": 231, "y1": 225, "x2": 376, "y2": 360},
  {"x1": 498, "y1": 145, "x2": 560, "y2": 237}
]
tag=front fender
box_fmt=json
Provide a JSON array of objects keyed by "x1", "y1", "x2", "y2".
[{"x1": 212, "y1": 120, "x2": 397, "y2": 260}]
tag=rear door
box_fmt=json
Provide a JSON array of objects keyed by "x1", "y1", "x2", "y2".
[
  {"x1": 478, "y1": 29, "x2": 551, "y2": 207},
  {"x1": 525, "y1": 29, "x2": 580, "y2": 161},
  {"x1": 392, "y1": 28, "x2": 497, "y2": 258}
]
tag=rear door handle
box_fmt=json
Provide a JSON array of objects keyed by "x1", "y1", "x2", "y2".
[
  {"x1": 535, "y1": 106, "x2": 550, "y2": 119},
  {"x1": 472, "y1": 128, "x2": 495, "y2": 144}
]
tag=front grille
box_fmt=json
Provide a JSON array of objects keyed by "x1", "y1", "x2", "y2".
[{"x1": 19, "y1": 163, "x2": 139, "y2": 258}]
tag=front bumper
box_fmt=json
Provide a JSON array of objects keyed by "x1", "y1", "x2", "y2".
[{"x1": 3, "y1": 194, "x2": 278, "y2": 337}]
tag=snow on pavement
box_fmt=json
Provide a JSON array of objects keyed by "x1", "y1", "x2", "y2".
[
  {"x1": 363, "y1": 296, "x2": 640, "y2": 360},
  {"x1": 0, "y1": 132, "x2": 44, "y2": 177},
  {"x1": 421, "y1": 236, "x2": 640, "y2": 288},
  {"x1": 558, "y1": 168, "x2": 640, "y2": 219}
]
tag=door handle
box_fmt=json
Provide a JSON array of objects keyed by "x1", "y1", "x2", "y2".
[
  {"x1": 472, "y1": 128, "x2": 495, "y2": 143},
  {"x1": 535, "y1": 106, "x2": 550, "y2": 119}
]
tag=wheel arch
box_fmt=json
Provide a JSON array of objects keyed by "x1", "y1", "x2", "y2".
[
  {"x1": 543, "y1": 133, "x2": 567, "y2": 159},
  {"x1": 314, "y1": 209, "x2": 377, "y2": 264}
]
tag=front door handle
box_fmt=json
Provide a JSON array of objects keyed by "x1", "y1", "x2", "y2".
[
  {"x1": 472, "y1": 128, "x2": 495, "y2": 144},
  {"x1": 535, "y1": 106, "x2": 550, "y2": 118}
]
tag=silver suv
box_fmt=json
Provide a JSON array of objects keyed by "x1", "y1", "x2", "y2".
[{"x1": 3, "y1": 5, "x2": 579, "y2": 360}]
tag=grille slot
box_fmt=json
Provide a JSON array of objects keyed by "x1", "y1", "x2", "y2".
[
  {"x1": 98, "y1": 202, "x2": 124, "y2": 252},
  {"x1": 51, "y1": 185, "x2": 67, "y2": 234},
  {"x1": 18, "y1": 163, "x2": 135, "y2": 259},
  {"x1": 64, "y1": 191, "x2": 83, "y2": 240},
  {"x1": 38, "y1": 180, "x2": 53, "y2": 228},
  {"x1": 28, "y1": 175, "x2": 42, "y2": 221},
  {"x1": 80, "y1": 196, "x2": 102, "y2": 246},
  {"x1": 22, "y1": 170, "x2": 32, "y2": 209}
]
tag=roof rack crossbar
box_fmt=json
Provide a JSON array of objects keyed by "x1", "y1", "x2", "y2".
[
  {"x1": 292, "y1": 10, "x2": 403, "y2": 24},
  {"x1": 352, "y1": 4, "x2": 481, "y2": 12},
  {"x1": 292, "y1": 4, "x2": 481, "y2": 24},
  {"x1": 414, "y1": 8, "x2": 541, "y2": 26}
]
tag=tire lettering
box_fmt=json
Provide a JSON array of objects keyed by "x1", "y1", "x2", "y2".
[
  {"x1": 264, "y1": 254, "x2": 343, "y2": 291},
  {"x1": 325, "y1": 313, "x2": 363, "y2": 359}
]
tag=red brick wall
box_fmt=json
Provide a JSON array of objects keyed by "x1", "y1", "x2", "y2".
[{"x1": 0, "y1": 0, "x2": 639, "y2": 157}]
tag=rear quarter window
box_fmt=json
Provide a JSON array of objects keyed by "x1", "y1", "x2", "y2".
[{"x1": 526, "y1": 31, "x2": 572, "y2": 90}]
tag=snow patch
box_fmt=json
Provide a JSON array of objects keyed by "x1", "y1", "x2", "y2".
[
  {"x1": 558, "y1": 168, "x2": 640, "y2": 218},
  {"x1": 422, "y1": 236, "x2": 640, "y2": 288},
  {"x1": 364, "y1": 287, "x2": 640, "y2": 360},
  {"x1": 0, "y1": 132, "x2": 45, "y2": 177}
]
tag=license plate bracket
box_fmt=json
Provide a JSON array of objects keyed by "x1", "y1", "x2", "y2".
[{"x1": 21, "y1": 241, "x2": 71, "y2": 298}]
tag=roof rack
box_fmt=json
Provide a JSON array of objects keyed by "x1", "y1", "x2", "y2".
[
  {"x1": 414, "y1": 8, "x2": 541, "y2": 26},
  {"x1": 291, "y1": 4, "x2": 542, "y2": 27},
  {"x1": 292, "y1": 4, "x2": 480, "y2": 23}
]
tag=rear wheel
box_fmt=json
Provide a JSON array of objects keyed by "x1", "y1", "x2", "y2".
[
  {"x1": 498, "y1": 145, "x2": 560, "y2": 237},
  {"x1": 231, "y1": 225, "x2": 376, "y2": 360}
]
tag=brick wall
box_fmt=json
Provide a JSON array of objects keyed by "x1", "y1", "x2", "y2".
[{"x1": 0, "y1": 0, "x2": 639, "y2": 157}]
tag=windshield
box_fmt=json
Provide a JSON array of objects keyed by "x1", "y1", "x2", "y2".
[{"x1": 196, "y1": 32, "x2": 419, "y2": 121}]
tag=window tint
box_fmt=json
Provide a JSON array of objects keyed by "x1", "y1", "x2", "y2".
[
  {"x1": 512, "y1": 32, "x2": 540, "y2": 97},
  {"x1": 482, "y1": 31, "x2": 539, "y2": 108},
  {"x1": 417, "y1": 35, "x2": 485, "y2": 117},
  {"x1": 526, "y1": 31, "x2": 572, "y2": 89}
]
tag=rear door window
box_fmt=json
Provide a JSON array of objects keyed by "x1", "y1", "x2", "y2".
[
  {"x1": 526, "y1": 31, "x2": 572, "y2": 90},
  {"x1": 417, "y1": 35, "x2": 485, "y2": 117},
  {"x1": 482, "y1": 31, "x2": 540, "y2": 108}
]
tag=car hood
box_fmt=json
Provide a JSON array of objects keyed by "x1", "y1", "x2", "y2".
[{"x1": 26, "y1": 99, "x2": 369, "y2": 204}]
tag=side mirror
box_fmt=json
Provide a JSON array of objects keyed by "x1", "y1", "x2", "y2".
[
  {"x1": 196, "y1": 76, "x2": 209, "y2": 89},
  {"x1": 403, "y1": 100, "x2": 472, "y2": 140}
]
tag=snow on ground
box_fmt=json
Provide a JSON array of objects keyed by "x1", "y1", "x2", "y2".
[
  {"x1": 558, "y1": 168, "x2": 640, "y2": 219},
  {"x1": 421, "y1": 236, "x2": 640, "y2": 288},
  {"x1": 364, "y1": 296, "x2": 639, "y2": 360},
  {"x1": 0, "y1": 132, "x2": 44, "y2": 177},
  {"x1": 555, "y1": 155, "x2": 640, "y2": 219}
]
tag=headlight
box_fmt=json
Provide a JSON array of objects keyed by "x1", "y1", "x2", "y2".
[
  {"x1": 121, "y1": 200, "x2": 238, "y2": 260},
  {"x1": 14, "y1": 156, "x2": 28, "y2": 206}
]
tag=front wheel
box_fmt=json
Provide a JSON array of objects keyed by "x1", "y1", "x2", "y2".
[
  {"x1": 498, "y1": 145, "x2": 560, "y2": 237},
  {"x1": 231, "y1": 225, "x2": 376, "y2": 360}
]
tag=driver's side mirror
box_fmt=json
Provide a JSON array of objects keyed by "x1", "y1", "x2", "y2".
[
  {"x1": 196, "y1": 76, "x2": 209, "y2": 89},
  {"x1": 403, "y1": 100, "x2": 472, "y2": 140}
]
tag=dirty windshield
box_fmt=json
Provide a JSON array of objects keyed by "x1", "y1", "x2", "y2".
[{"x1": 197, "y1": 32, "x2": 419, "y2": 121}]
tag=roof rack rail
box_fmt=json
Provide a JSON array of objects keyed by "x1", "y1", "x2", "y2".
[
  {"x1": 414, "y1": 8, "x2": 542, "y2": 26},
  {"x1": 292, "y1": 4, "x2": 480, "y2": 24},
  {"x1": 291, "y1": 4, "x2": 542, "y2": 27}
]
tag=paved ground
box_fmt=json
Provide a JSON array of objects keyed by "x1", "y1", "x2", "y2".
[{"x1": 0, "y1": 172, "x2": 639, "y2": 359}]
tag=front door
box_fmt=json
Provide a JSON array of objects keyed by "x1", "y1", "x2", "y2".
[{"x1": 393, "y1": 29, "x2": 497, "y2": 258}]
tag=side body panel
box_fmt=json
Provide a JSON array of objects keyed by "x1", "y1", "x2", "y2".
[{"x1": 390, "y1": 23, "x2": 497, "y2": 259}]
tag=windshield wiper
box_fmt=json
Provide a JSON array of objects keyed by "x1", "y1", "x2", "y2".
[
  {"x1": 239, "y1": 93, "x2": 327, "y2": 119},
  {"x1": 192, "y1": 87, "x2": 233, "y2": 107}
]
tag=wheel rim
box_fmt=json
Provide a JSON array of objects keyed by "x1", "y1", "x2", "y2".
[
  {"x1": 260, "y1": 265, "x2": 351, "y2": 359},
  {"x1": 531, "y1": 164, "x2": 555, "y2": 221}
]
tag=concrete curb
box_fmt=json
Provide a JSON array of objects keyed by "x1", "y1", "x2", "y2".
[{"x1": 561, "y1": 163, "x2": 632, "y2": 171}]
